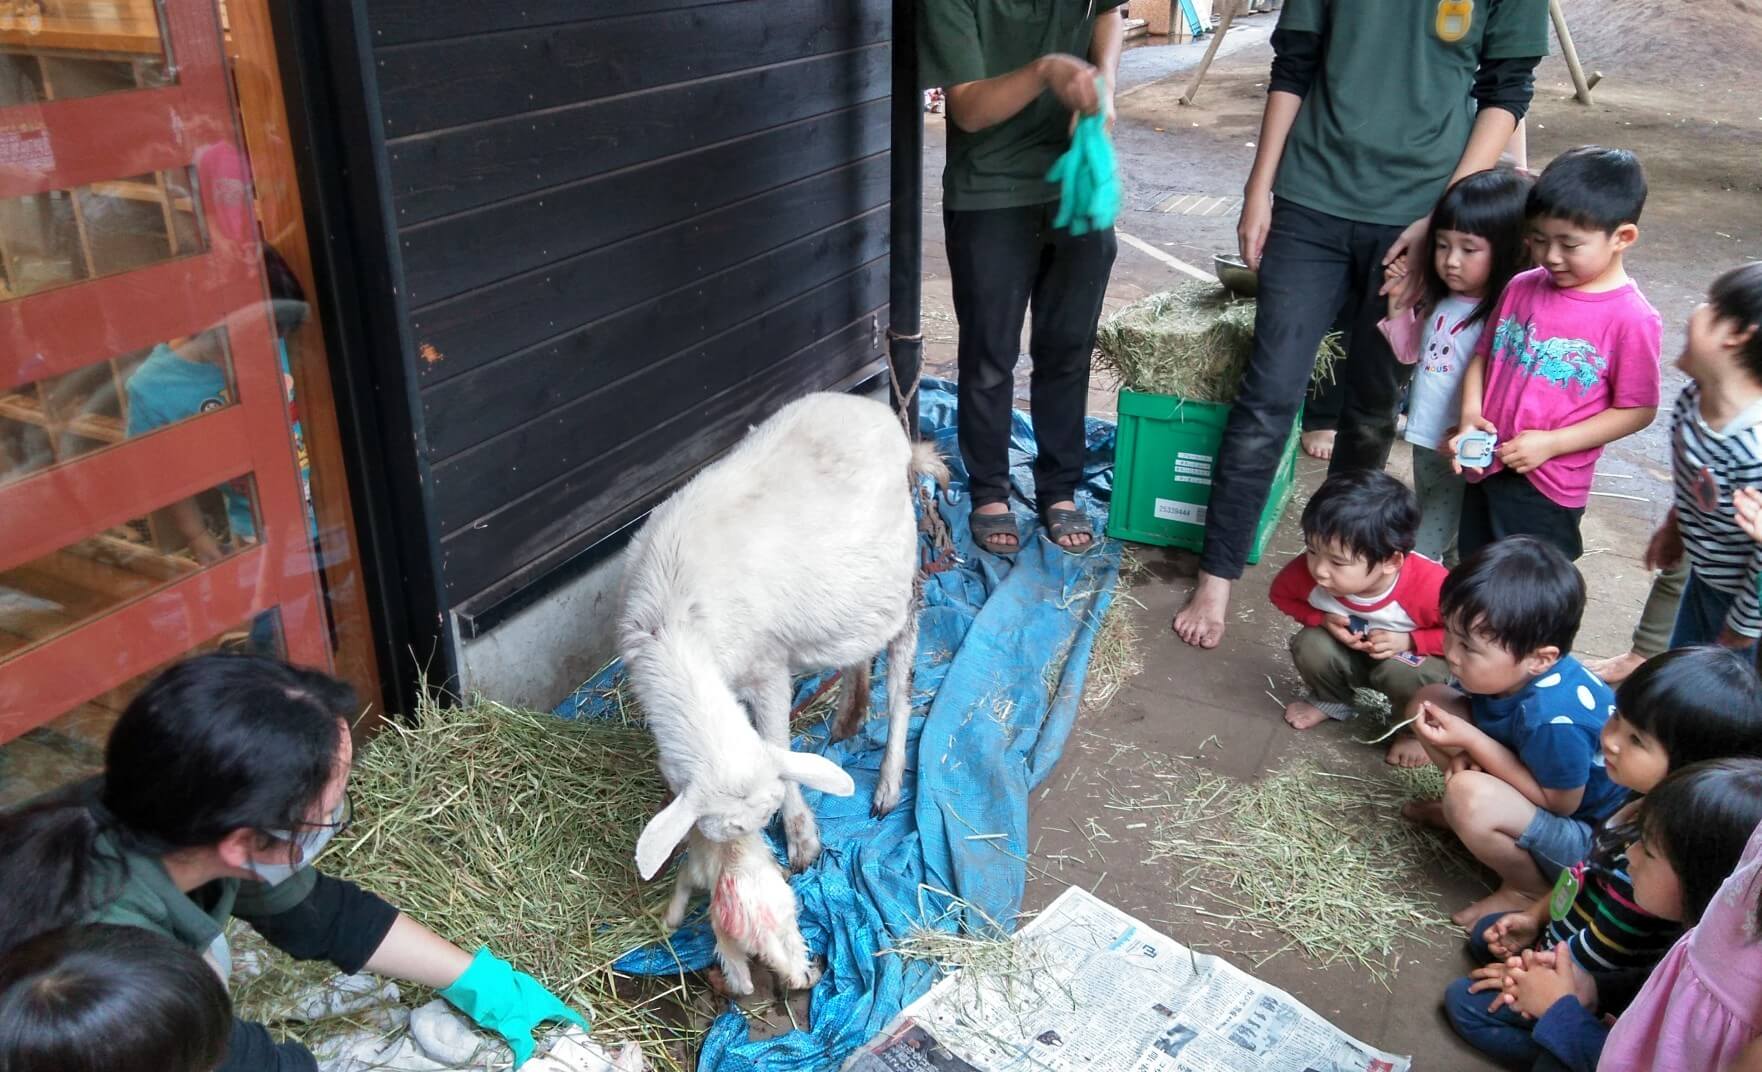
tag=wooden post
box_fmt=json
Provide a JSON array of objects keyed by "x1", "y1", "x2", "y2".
[
  {"x1": 1179, "y1": 0, "x2": 1238, "y2": 105},
  {"x1": 1550, "y1": 0, "x2": 1593, "y2": 105}
]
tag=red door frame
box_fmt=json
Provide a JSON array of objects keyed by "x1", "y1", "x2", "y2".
[{"x1": 0, "y1": 0, "x2": 329, "y2": 737}]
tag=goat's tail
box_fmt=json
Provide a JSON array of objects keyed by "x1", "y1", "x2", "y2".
[{"x1": 909, "y1": 441, "x2": 950, "y2": 491}]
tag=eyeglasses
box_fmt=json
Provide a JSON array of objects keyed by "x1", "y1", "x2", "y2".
[{"x1": 305, "y1": 790, "x2": 354, "y2": 836}]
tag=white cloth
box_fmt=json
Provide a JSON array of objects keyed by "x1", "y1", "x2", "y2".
[{"x1": 1403, "y1": 295, "x2": 1486, "y2": 450}]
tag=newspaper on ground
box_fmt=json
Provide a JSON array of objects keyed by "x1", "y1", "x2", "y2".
[{"x1": 846, "y1": 887, "x2": 1411, "y2": 1072}]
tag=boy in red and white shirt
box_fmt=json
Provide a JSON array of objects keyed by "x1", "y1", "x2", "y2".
[{"x1": 1272, "y1": 470, "x2": 1451, "y2": 765}]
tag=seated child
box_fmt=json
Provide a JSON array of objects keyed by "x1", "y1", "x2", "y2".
[
  {"x1": 1490, "y1": 759, "x2": 1762, "y2": 1072},
  {"x1": 1442, "y1": 646, "x2": 1762, "y2": 1068},
  {"x1": 1646, "y1": 262, "x2": 1762, "y2": 654},
  {"x1": 1402, "y1": 536, "x2": 1626, "y2": 925},
  {"x1": 1269, "y1": 470, "x2": 1449, "y2": 759},
  {"x1": 0, "y1": 923, "x2": 232, "y2": 1072},
  {"x1": 1450, "y1": 147, "x2": 1662, "y2": 562}
]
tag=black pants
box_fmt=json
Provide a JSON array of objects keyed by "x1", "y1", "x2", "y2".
[
  {"x1": 945, "y1": 203, "x2": 1116, "y2": 511},
  {"x1": 1200, "y1": 200, "x2": 1413, "y2": 580},
  {"x1": 1301, "y1": 307, "x2": 1356, "y2": 433},
  {"x1": 1458, "y1": 468, "x2": 1586, "y2": 561}
]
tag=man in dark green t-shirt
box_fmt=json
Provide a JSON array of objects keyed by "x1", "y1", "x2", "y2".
[
  {"x1": 920, "y1": 0, "x2": 1125, "y2": 554},
  {"x1": 1173, "y1": 0, "x2": 1549, "y2": 650}
]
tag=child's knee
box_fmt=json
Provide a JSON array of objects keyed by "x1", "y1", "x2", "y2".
[
  {"x1": 1289, "y1": 626, "x2": 1344, "y2": 673},
  {"x1": 1442, "y1": 770, "x2": 1507, "y2": 828},
  {"x1": 1405, "y1": 681, "x2": 1461, "y2": 719}
]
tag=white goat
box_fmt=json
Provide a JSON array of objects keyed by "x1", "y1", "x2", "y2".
[
  {"x1": 621, "y1": 391, "x2": 947, "y2": 880},
  {"x1": 663, "y1": 829, "x2": 820, "y2": 995}
]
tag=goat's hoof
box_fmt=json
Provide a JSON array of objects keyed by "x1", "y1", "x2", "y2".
[
  {"x1": 785, "y1": 815, "x2": 822, "y2": 872},
  {"x1": 870, "y1": 783, "x2": 900, "y2": 819}
]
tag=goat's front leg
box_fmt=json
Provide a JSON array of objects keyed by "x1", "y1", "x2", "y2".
[
  {"x1": 712, "y1": 933, "x2": 756, "y2": 997},
  {"x1": 829, "y1": 661, "x2": 872, "y2": 742},
  {"x1": 664, "y1": 872, "x2": 696, "y2": 931},
  {"x1": 872, "y1": 607, "x2": 919, "y2": 818},
  {"x1": 745, "y1": 673, "x2": 822, "y2": 871}
]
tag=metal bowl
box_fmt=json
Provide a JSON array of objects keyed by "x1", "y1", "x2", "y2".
[{"x1": 1213, "y1": 252, "x2": 1258, "y2": 297}]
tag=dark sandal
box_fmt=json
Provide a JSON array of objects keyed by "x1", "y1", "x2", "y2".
[
  {"x1": 1042, "y1": 506, "x2": 1094, "y2": 552},
  {"x1": 970, "y1": 508, "x2": 1021, "y2": 555}
]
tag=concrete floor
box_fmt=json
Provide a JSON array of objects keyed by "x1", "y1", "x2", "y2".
[{"x1": 918, "y1": 16, "x2": 1762, "y2": 1067}]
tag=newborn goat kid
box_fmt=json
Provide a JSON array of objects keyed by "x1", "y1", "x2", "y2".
[
  {"x1": 663, "y1": 830, "x2": 820, "y2": 996},
  {"x1": 623, "y1": 392, "x2": 947, "y2": 880}
]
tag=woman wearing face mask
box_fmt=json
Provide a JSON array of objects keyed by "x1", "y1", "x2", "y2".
[{"x1": 0, "y1": 654, "x2": 583, "y2": 1072}]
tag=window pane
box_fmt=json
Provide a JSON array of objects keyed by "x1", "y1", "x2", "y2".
[
  {"x1": 0, "y1": 1, "x2": 175, "y2": 107},
  {"x1": 0, "y1": 166, "x2": 206, "y2": 301}
]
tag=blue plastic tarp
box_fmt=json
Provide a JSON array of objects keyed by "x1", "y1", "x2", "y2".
[{"x1": 555, "y1": 380, "x2": 1122, "y2": 1071}]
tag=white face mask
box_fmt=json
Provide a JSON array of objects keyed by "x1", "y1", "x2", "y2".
[{"x1": 244, "y1": 800, "x2": 345, "y2": 886}]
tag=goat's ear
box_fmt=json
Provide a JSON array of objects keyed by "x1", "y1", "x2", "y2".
[
  {"x1": 773, "y1": 747, "x2": 856, "y2": 797},
  {"x1": 635, "y1": 795, "x2": 699, "y2": 881}
]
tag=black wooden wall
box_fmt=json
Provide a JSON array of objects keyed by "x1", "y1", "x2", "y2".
[{"x1": 355, "y1": 0, "x2": 894, "y2": 632}]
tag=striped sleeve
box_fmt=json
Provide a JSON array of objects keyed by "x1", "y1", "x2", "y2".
[
  {"x1": 1671, "y1": 383, "x2": 1762, "y2": 637},
  {"x1": 1546, "y1": 853, "x2": 1683, "y2": 972}
]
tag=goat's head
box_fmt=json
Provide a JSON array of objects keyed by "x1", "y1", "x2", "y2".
[{"x1": 634, "y1": 744, "x2": 853, "y2": 880}]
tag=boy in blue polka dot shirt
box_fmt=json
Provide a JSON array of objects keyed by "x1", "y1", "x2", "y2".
[{"x1": 1399, "y1": 536, "x2": 1624, "y2": 929}]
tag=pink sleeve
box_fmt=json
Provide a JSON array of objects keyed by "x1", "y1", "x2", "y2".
[
  {"x1": 1609, "y1": 309, "x2": 1664, "y2": 410},
  {"x1": 1378, "y1": 308, "x2": 1424, "y2": 365}
]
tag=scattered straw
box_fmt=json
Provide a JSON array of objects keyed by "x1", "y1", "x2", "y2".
[
  {"x1": 231, "y1": 692, "x2": 708, "y2": 1070},
  {"x1": 1141, "y1": 757, "x2": 1475, "y2": 986},
  {"x1": 1082, "y1": 550, "x2": 1145, "y2": 711},
  {"x1": 1095, "y1": 282, "x2": 1342, "y2": 402}
]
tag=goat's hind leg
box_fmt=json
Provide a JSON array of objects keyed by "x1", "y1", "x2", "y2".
[
  {"x1": 763, "y1": 920, "x2": 820, "y2": 992},
  {"x1": 872, "y1": 604, "x2": 919, "y2": 818},
  {"x1": 829, "y1": 661, "x2": 872, "y2": 742}
]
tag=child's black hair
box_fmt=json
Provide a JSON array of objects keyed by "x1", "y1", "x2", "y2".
[
  {"x1": 1299, "y1": 469, "x2": 1419, "y2": 564},
  {"x1": 0, "y1": 653, "x2": 352, "y2": 952},
  {"x1": 1423, "y1": 167, "x2": 1534, "y2": 329},
  {"x1": 262, "y1": 244, "x2": 308, "y2": 338},
  {"x1": 1615, "y1": 646, "x2": 1762, "y2": 770},
  {"x1": 1633, "y1": 758, "x2": 1762, "y2": 927},
  {"x1": 1527, "y1": 145, "x2": 1647, "y2": 233},
  {"x1": 1708, "y1": 262, "x2": 1762, "y2": 384},
  {"x1": 0, "y1": 925, "x2": 232, "y2": 1072},
  {"x1": 1439, "y1": 536, "x2": 1585, "y2": 657}
]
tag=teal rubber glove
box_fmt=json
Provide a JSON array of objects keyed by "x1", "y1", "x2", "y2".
[
  {"x1": 1044, "y1": 75, "x2": 1120, "y2": 236},
  {"x1": 440, "y1": 948, "x2": 589, "y2": 1068}
]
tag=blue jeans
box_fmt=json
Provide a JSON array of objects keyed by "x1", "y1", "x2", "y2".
[
  {"x1": 1669, "y1": 571, "x2": 1756, "y2": 658},
  {"x1": 1445, "y1": 973, "x2": 1541, "y2": 1067}
]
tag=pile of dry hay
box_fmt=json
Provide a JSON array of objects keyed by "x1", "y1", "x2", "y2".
[
  {"x1": 1139, "y1": 756, "x2": 1471, "y2": 987},
  {"x1": 230, "y1": 688, "x2": 708, "y2": 1070},
  {"x1": 1095, "y1": 280, "x2": 1342, "y2": 402}
]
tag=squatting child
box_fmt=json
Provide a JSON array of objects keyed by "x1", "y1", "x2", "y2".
[{"x1": 1271, "y1": 470, "x2": 1449, "y2": 762}]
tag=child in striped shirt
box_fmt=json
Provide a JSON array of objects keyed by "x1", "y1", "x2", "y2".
[
  {"x1": 1649, "y1": 262, "x2": 1762, "y2": 654},
  {"x1": 1442, "y1": 646, "x2": 1762, "y2": 1068}
]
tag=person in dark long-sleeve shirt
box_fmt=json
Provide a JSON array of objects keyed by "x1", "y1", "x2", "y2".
[
  {"x1": 1172, "y1": 0, "x2": 1550, "y2": 652},
  {"x1": 0, "y1": 654, "x2": 585, "y2": 1072}
]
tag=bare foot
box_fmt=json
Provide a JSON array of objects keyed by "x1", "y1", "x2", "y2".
[
  {"x1": 1284, "y1": 700, "x2": 1331, "y2": 729},
  {"x1": 1385, "y1": 733, "x2": 1429, "y2": 768},
  {"x1": 1173, "y1": 572, "x2": 1231, "y2": 649},
  {"x1": 1584, "y1": 650, "x2": 1646, "y2": 685},
  {"x1": 1452, "y1": 885, "x2": 1538, "y2": 929},
  {"x1": 1301, "y1": 429, "x2": 1336, "y2": 461},
  {"x1": 1401, "y1": 798, "x2": 1448, "y2": 829}
]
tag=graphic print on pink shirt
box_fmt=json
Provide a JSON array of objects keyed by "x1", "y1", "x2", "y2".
[{"x1": 1471, "y1": 267, "x2": 1663, "y2": 509}]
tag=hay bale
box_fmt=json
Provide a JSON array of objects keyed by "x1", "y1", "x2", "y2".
[
  {"x1": 231, "y1": 690, "x2": 709, "y2": 1071},
  {"x1": 1095, "y1": 281, "x2": 1341, "y2": 402}
]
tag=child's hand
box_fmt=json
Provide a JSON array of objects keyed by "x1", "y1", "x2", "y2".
[
  {"x1": 1503, "y1": 948, "x2": 1590, "y2": 1020},
  {"x1": 1363, "y1": 630, "x2": 1414, "y2": 660},
  {"x1": 1412, "y1": 701, "x2": 1478, "y2": 752},
  {"x1": 1323, "y1": 614, "x2": 1368, "y2": 651},
  {"x1": 1446, "y1": 752, "x2": 1483, "y2": 780},
  {"x1": 1484, "y1": 911, "x2": 1541, "y2": 959},
  {"x1": 1735, "y1": 488, "x2": 1762, "y2": 545},
  {"x1": 1467, "y1": 960, "x2": 1515, "y2": 1012},
  {"x1": 1644, "y1": 515, "x2": 1684, "y2": 571},
  {"x1": 1446, "y1": 416, "x2": 1498, "y2": 475},
  {"x1": 1496, "y1": 429, "x2": 1561, "y2": 474}
]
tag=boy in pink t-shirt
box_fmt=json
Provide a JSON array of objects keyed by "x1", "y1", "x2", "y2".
[{"x1": 1450, "y1": 147, "x2": 1663, "y2": 561}]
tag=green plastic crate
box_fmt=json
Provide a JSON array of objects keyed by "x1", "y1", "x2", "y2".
[{"x1": 1106, "y1": 389, "x2": 1302, "y2": 564}]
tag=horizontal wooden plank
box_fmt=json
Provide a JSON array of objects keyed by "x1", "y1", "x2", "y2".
[
  {"x1": 401, "y1": 98, "x2": 890, "y2": 307},
  {"x1": 411, "y1": 153, "x2": 889, "y2": 386},
  {"x1": 431, "y1": 257, "x2": 888, "y2": 540},
  {"x1": 438, "y1": 315, "x2": 884, "y2": 603},
  {"x1": 388, "y1": 45, "x2": 888, "y2": 225},
  {"x1": 369, "y1": 0, "x2": 746, "y2": 50},
  {"x1": 422, "y1": 208, "x2": 888, "y2": 459},
  {"x1": 374, "y1": 0, "x2": 889, "y2": 137}
]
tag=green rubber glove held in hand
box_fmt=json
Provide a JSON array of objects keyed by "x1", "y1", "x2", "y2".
[
  {"x1": 1044, "y1": 75, "x2": 1120, "y2": 236},
  {"x1": 440, "y1": 947, "x2": 589, "y2": 1068}
]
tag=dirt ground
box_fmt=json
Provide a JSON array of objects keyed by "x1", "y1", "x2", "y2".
[{"x1": 918, "y1": 9, "x2": 1762, "y2": 1066}]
